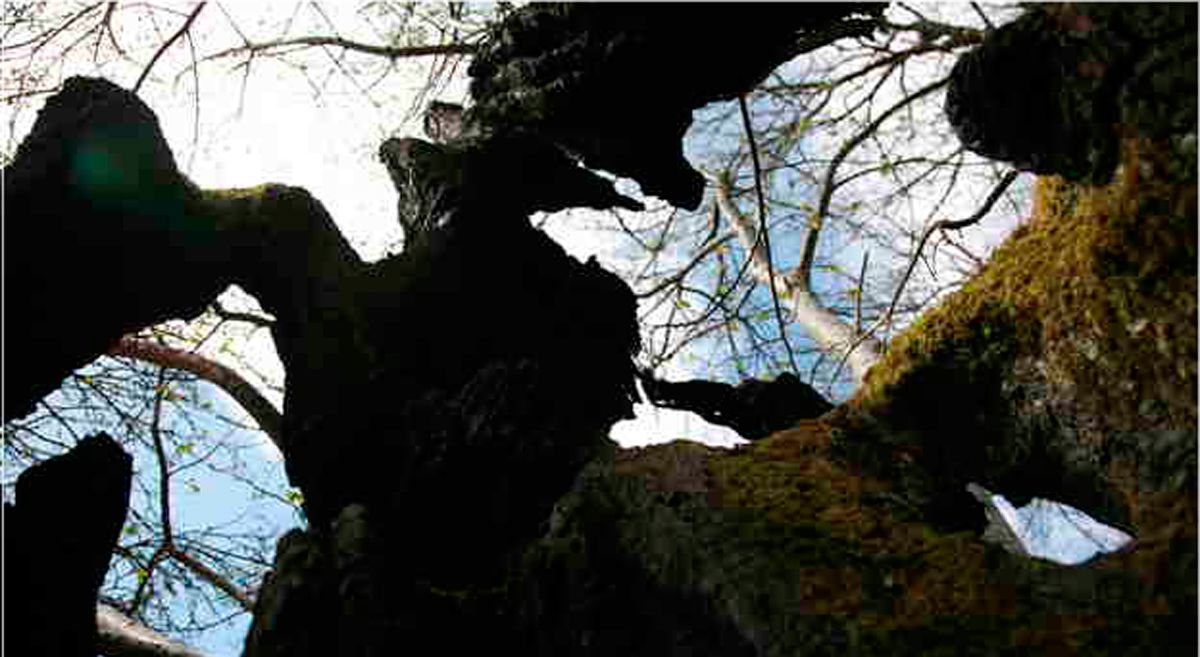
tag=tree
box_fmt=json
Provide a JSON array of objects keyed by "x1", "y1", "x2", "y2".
[{"x1": 4, "y1": 2, "x2": 1195, "y2": 652}]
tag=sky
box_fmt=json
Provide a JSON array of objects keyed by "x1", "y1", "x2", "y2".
[{"x1": 1, "y1": 3, "x2": 1133, "y2": 655}]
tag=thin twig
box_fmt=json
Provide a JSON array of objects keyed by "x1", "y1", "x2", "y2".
[
  {"x1": 168, "y1": 548, "x2": 255, "y2": 611},
  {"x1": 3, "y1": 2, "x2": 101, "y2": 53},
  {"x1": 854, "y1": 250, "x2": 870, "y2": 335},
  {"x1": 129, "y1": 545, "x2": 169, "y2": 615},
  {"x1": 100, "y1": 2, "x2": 126, "y2": 57},
  {"x1": 970, "y1": 2, "x2": 996, "y2": 30},
  {"x1": 184, "y1": 26, "x2": 200, "y2": 173},
  {"x1": 37, "y1": 399, "x2": 82, "y2": 442},
  {"x1": 833, "y1": 169, "x2": 1020, "y2": 375},
  {"x1": 200, "y1": 36, "x2": 475, "y2": 65},
  {"x1": 635, "y1": 233, "x2": 735, "y2": 299},
  {"x1": 807, "y1": 75, "x2": 950, "y2": 290},
  {"x1": 211, "y1": 301, "x2": 275, "y2": 327},
  {"x1": 738, "y1": 95, "x2": 799, "y2": 376},
  {"x1": 150, "y1": 366, "x2": 173, "y2": 545},
  {"x1": 882, "y1": 169, "x2": 1019, "y2": 326},
  {"x1": 108, "y1": 336, "x2": 283, "y2": 449},
  {"x1": 133, "y1": 2, "x2": 205, "y2": 94}
]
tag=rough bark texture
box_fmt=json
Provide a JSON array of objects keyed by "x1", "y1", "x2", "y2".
[
  {"x1": 3, "y1": 4, "x2": 1195, "y2": 656},
  {"x1": 3, "y1": 434, "x2": 133, "y2": 657},
  {"x1": 945, "y1": 3, "x2": 1196, "y2": 184},
  {"x1": 4, "y1": 73, "x2": 645, "y2": 655},
  {"x1": 467, "y1": 2, "x2": 884, "y2": 210}
]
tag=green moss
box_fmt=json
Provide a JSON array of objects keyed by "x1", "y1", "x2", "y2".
[
  {"x1": 860, "y1": 137, "x2": 1194, "y2": 416},
  {"x1": 843, "y1": 136, "x2": 1195, "y2": 530},
  {"x1": 524, "y1": 425, "x2": 1165, "y2": 654}
]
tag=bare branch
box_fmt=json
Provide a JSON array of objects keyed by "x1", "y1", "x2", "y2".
[
  {"x1": 856, "y1": 169, "x2": 1021, "y2": 355},
  {"x1": 737, "y1": 95, "x2": 800, "y2": 375},
  {"x1": 200, "y1": 36, "x2": 476, "y2": 65},
  {"x1": 1, "y1": 3, "x2": 103, "y2": 53},
  {"x1": 854, "y1": 250, "x2": 870, "y2": 335},
  {"x1": 211, "y1": 300, "x2": 275, "y2": 328},
  {"x1": 168, "y1": 547, "x2": 256, "y2": 611},
  {"x1": 634, "y1": 232, "x2": 736, "y2": 299},
  {"x1": 970, "y1": 2, "x2": 997, "y2": 30},
  {"x1": 108, "y1": 336, "x2": 283, "y2": 449},
  {"x1": 713, "y1": 173, "x2": 883, "y2": 383},
  {"x1": 151, "y1": 367, "x2": 174, "y2": 545},
  {"x1": 807, "y1": 75, "x2": 950, "y2": 291},
  {"x1": 133, "y1": 2, "x2": 206, "y2": 94},
  {"x1": 97, "y1": 603, "x2": 212, "y2": 657}
]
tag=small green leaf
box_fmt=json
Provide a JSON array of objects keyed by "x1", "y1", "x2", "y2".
[
  {"x1": 285, "y1": 489, "x2": 305, "y2": 506},
  {"x1": 176, "y1": 442, "x2": 194, "y2": 455}
]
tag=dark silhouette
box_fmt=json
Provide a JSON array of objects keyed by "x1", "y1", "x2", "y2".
[
  {"x1": 639, "y1": 371, "x2": 834, "y2": 441},
  {"x1": 4, "y1": 434, "x2": 132, "y2": 657}
]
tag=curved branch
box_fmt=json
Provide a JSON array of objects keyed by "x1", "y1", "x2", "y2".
[
  {"x1": 883, "y1": 169, "x2": 1020, "y2": 324},
  {"x1": 132, "y1": 2, "x2": 206, "y2": 94},
  {"x1": 108, "y1": 336, "x2": 283, "y2": 449}
]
